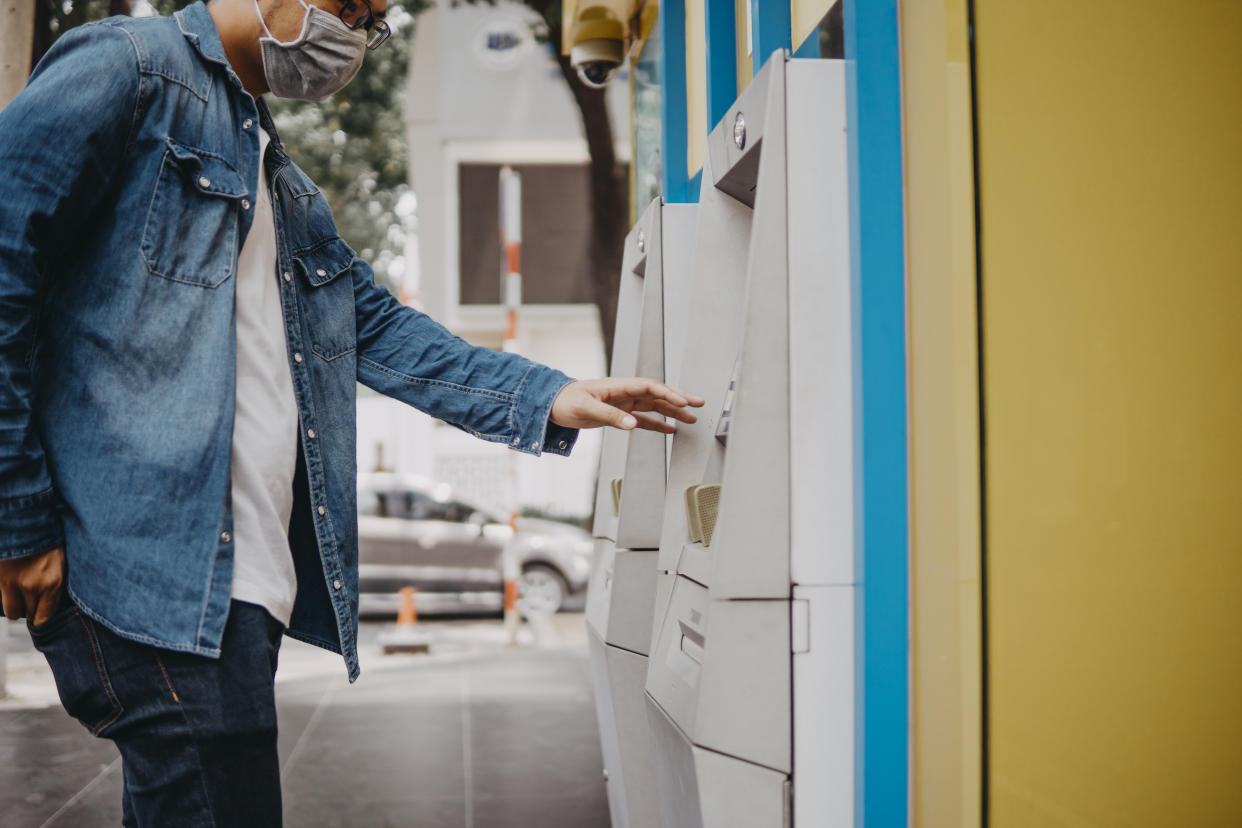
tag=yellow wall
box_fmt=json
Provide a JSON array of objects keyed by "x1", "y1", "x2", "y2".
[
  {"x1": 735, "y1": 0, "x2": 752, "y2": 91},
  {"x1": 976, "y1": 2, "x2": 1242, "y2": 824},
  {"x1": 902, "y1": 0, "x2": 982, "y2": 825},
  {"x1": 791, "y1": 0, "x2": 832, "y2": 48},
  {"x1": 685, "y1": 0, "x2": 707, "y2": 175}
]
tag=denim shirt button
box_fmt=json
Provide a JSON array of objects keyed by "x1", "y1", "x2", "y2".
[
  {"x1": 333, "y1": 579, "x2": 342, "y2": 590},
  {"x1": 241, "y1": 198, "x2": 251, "y2": 210},
  {"x1": 316, "y1": 268, "x2": 327, "y2": 277},
  {"x1": 531, "y1": 440, "x2": 538, "y2": 449},
  {"x1": 220, "y1": 531, "x2": 231, "y2": 543},
  {"x1": 317, "y1": 505, "x2": 326, "y2": 516},
  {"x1": 511, "y1": 437, "x2": 520, "y2": 445},
  {"x1": 558, "y1": 440, "x2": 568, "y2": 450},
  {"x1": 243, "y1": 118, "x2": 253, "y2": 129},
  {"x1": 307, "y1": 428, "x2": 316, "y2": 439},
  {"x1": 283, "y1": 271, "x2": 292, "y2": 282},
  {"x1": 198, "y1": 176, "x2": 210, "y2": 189},
  {"x1": 293, "y1": 352, "x2": 303, "y2": 363}
]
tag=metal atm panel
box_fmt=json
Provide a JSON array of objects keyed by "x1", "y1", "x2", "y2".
[
  {"x1": 646, "y1": 576, "x2": 792, "y2": 774},
  {"x1": 659, "y1": 205, "x2": 700, "y2": 405},
  {"x1": 604, "y1": 644, "x2": 663, "y2": 828},
  {"x1": 606, "y1": 548, "x2": 658, "y2": 655},
  {"x1": 616, "y1": 201, "x2": 671, "y2": 551},
  {"x1": 593, "y1": 204, "x2": 654, "y2": 543},
  {"x1": 705, "y1": 58, "x2": 854, "y2": 600},
  {"x1": 588, "y1": 626, "x2": 628, "y2": 828},
  {"x1": 587, "y1": 198, "x2": 703, "y2": 828},
  {"x1": 585, "y1": 537, "x2": 616, "y2": 641},
  {"x1": 641, "y1": 54, "x2": 856, "y2": 828},
  {"x1": 784, "y1": 62, "x2": 854, "y2": 590},
  {"x1": 647, "y1": 699, "x2": 789, "y2": 828},
  {"x1": 655, "y1": 150, "x2": 752, "y2": 579},
  {"x1": 792, "y1": 584, "x2": 855, "y2": 828},
  {"x1": 595, "y1": 199, "x2": 682, "y2": 550}
]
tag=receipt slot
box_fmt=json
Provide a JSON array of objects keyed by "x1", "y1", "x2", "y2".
[
  {"x1": 643, "y1": 53, "x2": 856, "y2": 828},
  {"x1": 587, "y1": 198, "x2": 699, "y2": 828}
]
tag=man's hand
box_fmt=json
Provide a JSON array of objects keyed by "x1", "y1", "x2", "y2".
[
  {"x1": 0, "y1": 546, "x2": 66, "y2": 626},
  {"x1": 550, "y1": 378, "x2": 705, "y2": 434}
]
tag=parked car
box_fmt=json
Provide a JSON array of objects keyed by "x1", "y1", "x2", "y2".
[{"x1": 356, "y1": 472, "x2": 594, "y2": 617}]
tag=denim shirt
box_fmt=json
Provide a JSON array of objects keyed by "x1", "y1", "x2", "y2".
[{"x1": 0, "y1": 3, "x2": 577, "y2": 681}]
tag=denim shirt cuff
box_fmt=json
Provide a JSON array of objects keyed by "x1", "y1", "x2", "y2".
[
  {"x1": 511, "y1": 366, "x2": 579, "y2": 457},
  {"x1": 0, "y1": 488, "x2": 65, "y2": 561}
]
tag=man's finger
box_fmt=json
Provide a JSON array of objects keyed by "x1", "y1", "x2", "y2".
[
  {"x1": 620, "y1": 379, "x2": 704, "y2": 408},
  {"x1": 650, "y1": 399, "x2": 699, "y2": 424},
  {"x1": 601, "y1": 378, "x2": 684, "y2": 407},
  {"x1": 0, "y1": 585, "x2": 25, "y2": 621},
  {"x1": 630, "y1": 412, "x2": 677, "y2": 434},
  {"x1": 30, "y1": 587, "x2": 63, "y2": 628},
  {"x1": 661, "y1": 383, "x2": 705, "y2": 407},
  {"x1": 581, "y1": 395, "x2": 637, "y2": 430}
]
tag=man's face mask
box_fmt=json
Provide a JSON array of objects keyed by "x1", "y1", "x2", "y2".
[{"x1": 253, "y1": 0, "x2": 366, "y2": 101}]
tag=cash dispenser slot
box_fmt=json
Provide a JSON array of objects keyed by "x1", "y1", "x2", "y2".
[{"x1": 679, "y1": 621, "x2": 706, "y2": 664}]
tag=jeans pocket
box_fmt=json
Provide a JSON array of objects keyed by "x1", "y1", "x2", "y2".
[
  {"x1": 30, "y1": 606, "x2": 124, "y2": 736},
  {"x1": 25, "y1": 591, "x2": 73, "y2": 637}
]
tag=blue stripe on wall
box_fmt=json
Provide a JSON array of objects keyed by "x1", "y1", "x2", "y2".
[
  {"x1": 750, "y1": 0, "x2": 791, "y2": 75},
  {"x1": 659, "y1": 0, "x2": 692, "y2": 202},
  {"x1": 704, "y1": 0, "x2": 738, "y2": 130},
  {"x1": 793, "y1": 27, "x2": 820, "y2": 59},
  {"x1": 843, "y1": 1, "x2": 910, "y2": 827}
]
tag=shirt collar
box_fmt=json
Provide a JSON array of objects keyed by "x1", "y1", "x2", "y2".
[
  {"x1": 175, "y1": 2, "x2": 289, "y2": 162},
  {"x1": 174, "y1": 1, "x2": 233, "y2": 71}
]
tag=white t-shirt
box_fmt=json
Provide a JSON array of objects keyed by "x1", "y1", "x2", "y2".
[{"x1": 229, "y1": 128, "x2": 299, "y2": 626}]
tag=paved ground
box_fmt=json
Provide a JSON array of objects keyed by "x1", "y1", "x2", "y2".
[{"x1": 0, "y1": 611, "x2": 610, "y2": 828}]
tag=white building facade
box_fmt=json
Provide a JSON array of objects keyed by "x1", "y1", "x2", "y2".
[{"x1": 355, "y1": 0, "x2": 630, "y2": 520}]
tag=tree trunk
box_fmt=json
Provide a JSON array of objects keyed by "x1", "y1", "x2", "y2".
[
  {"x1": 524, "y1": 1, "x2": 629, "y2": 368},
  {"x1": 551, "y1": 50, "x2": 628, "y2": 368},
  {"x1": 0, "y1": 0, "x2": 36, "y2": 109}
]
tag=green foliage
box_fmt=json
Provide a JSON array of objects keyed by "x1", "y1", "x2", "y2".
[
  {"x1": 266, "y1": 5, "x2": 416, "y2": 291},
  {"x1": 43, "y1": 0, "x2": 418, "y2": 292}
]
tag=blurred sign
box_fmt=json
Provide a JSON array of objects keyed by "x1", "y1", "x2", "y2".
[{"x1": 471, "y1": 15, "x2": 535, "y2": 71}]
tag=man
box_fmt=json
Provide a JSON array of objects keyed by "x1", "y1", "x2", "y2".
[{"x1": 0, "y1": 0, "x2": 702, "y2": 823}]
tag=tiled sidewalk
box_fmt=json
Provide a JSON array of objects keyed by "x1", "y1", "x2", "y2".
[{"x1": 0, "y1": 615, "x2": 610, "y2": 827}]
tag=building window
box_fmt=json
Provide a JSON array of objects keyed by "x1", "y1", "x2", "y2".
[{"x1": 457, "y1": 162, "x2": 595, "y2": 305}]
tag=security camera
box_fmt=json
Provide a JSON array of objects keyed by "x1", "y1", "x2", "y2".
[{"x1": 571, "y1": 37, "x2": 624, "y2": 89}]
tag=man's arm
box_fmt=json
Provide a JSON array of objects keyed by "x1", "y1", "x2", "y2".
[
  {"x1": 352, "y1": 257, "x2": 580, "y2": 454},
  {"x1": 351, "y1": 259, "x2": 703, "y2": 448},
  {"x1": 0, "y1": 24, "x2": 141, "y2": 620}
]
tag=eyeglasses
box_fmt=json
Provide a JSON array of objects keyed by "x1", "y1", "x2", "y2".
[{"x1": 338, "y1": 0, "x2": 391, "y2": 50}]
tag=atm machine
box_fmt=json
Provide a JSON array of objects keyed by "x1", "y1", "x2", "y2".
[
  {"x1": 644, "y1": 54, "x2": 855, "y2": 827},
  {"x1": 586, "y1": 198, "x2": 698, "y2": 828}
]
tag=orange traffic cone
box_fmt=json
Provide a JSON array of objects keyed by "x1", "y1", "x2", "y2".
[
  {"x1": 397, "y1": 586, "x2": 418, "y2": 627},
  {"x1": 379, "y1": 585, "x2": 431, "y2": 655}
]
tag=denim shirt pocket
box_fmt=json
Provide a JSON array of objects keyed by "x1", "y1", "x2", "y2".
[
  {"x1": 292, "y1": 237, "x2": 357, "y2": 362},
  {"x1": 141, "y1": 138, "x2": 246, "y2": 288}
]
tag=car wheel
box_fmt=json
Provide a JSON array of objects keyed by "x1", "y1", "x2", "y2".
[{"x1": 517, "y1": 565, "x2": 568, "y2": 616}]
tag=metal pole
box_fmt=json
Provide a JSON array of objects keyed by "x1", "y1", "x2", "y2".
[
  {"x1": 0, "y1": 0, "x2": 35, "y2": 110},
  {"x1": 0, "y1": 0, "x2": 33, "y2": 694},
  {"x1": 0, "y1": 618, "x2": 7, "y2": 698},
  {"x1": 499, "y1": 166, "x2": 523, "y2": 645}
]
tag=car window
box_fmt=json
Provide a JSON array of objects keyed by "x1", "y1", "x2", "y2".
[
  {"x1": 358, "y1": 488, "x2": 431, "y2": 519},
  {"x1": 415, "y1": 499, "x2": 476, "y2": 523}
]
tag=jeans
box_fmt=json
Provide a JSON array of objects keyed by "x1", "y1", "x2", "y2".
[{"x1": 29, "y1": 597, "x2": 285, "y2": 827}]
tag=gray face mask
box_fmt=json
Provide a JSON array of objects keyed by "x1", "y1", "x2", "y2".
[{"x1": 254, "y1": 0, "x2": 366, "y2": 101}]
